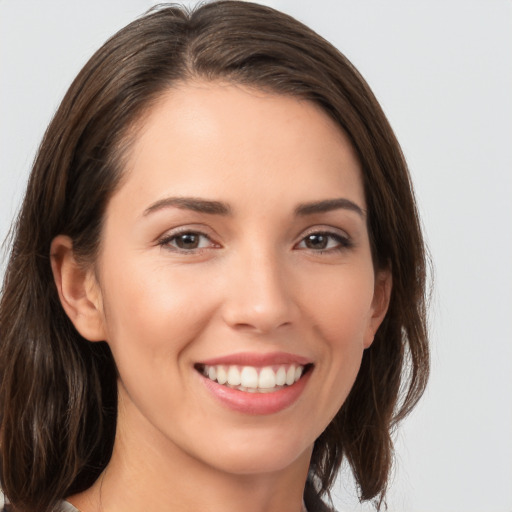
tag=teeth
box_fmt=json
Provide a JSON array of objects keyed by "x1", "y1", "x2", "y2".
[
  {"x1": 201, "y1": 363, "x2": 306, "y2": 392},
  {"x1": 240, "y1": 366, "x2": 258, "y2": 388},
  {"x1": 276, "y1": 366, "x2": 286, "y2": 386},
  {"x1": 285, "y1": 365, "x2": 296, "y2": 386},
  {"x1": 258, "y1": 367, "x2": 276, "y2": 389},
  {"x1": 227, "y1": 366, "x2": 241, "y2": 386},
  {"x1": 216, "y1": 366, "x2": 227, "y2": 385}
]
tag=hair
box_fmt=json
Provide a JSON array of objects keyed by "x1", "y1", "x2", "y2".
[{"x1": 0, "y1": 2, "x2": 429, "y2": 511}]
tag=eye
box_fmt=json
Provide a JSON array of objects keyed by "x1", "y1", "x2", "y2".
[
  {"x1": 159, "y1": 231, "x2": 217, "y2": 252},
  {"x1": 296, "y1": 231, "x2": 351, "y2": 252}
]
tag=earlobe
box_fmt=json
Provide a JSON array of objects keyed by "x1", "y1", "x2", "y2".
[
  {"x1": 364, "y1": 269, "x2": 392, "y2": 349},
  {"x1": 50, "y1": 235, "x2": 106, "y2": 342}
]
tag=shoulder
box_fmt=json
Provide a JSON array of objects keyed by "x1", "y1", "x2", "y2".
[
  {"x1": 0, "y1": 489, "x2": 8, "y2": 512},
  {"x1": 0, "y1": 489, "x2": 10, "y2": 512},
  {"x1": 0, "y1": 489, "x2": 79, "y2": 512},
  {"x1": 54, "y1": 501, "x2": 81, "y2": 512}
]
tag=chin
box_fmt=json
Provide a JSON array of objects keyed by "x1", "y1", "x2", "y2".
[{"x1": 189, "y1": 428, "x2": 314, "y2": 476}]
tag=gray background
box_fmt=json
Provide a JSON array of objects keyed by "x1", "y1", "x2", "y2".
[{"x1": 1, "y1": 1, "x2": 511, "y2": 511}]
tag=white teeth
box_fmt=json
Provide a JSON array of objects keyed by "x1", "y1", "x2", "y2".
[
  {"x1": 258, "y1": 367, "x2": 276, "y2": 389},
  {"x1": 227, "y1": 366, "x2": 241, "y2": 386},
  {"x1": 276, "y1": 366, "x2": 287, "y2": 386},
  {"x1": 240, "y1": 366, "x2": 258, "y2": 388},
  {"x1": 201, "y1": 363, "x2": 307, "y2": 392},
  {"x1": 216, "y1": 365, "x2": 227, "y2": 385},
  {"x1": 285, "y1": 365, "x2": 296, "y2": 386}
]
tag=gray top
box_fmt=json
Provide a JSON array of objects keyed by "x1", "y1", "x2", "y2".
[
  {"x1": 0, "y1": 490, "x2": 78, "y2": 511},
  {"x1": 56, "y1": 501, "x2": 81, "y2": 512},
  {"x1": 1, "y1": 490, "x2": 308, "y2": 512}
]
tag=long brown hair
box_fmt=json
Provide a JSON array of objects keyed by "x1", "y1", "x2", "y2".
[{"x1": 0, "y1": 2, "x2": 429, "y2": 511}]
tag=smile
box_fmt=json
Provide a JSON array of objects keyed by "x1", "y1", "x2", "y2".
[
  {"x1": 195, "y1": 352, "x2": 313, "y2": 414},
  {"x1": 197, "y1": 364, "x2": 307, "y2": 393}
]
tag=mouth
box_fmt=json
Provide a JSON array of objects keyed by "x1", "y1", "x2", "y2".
[{"x1": 194, "y1": 362, "x2": 314, "y2": 394}]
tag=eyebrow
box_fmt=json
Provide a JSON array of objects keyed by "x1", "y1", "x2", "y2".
[
  {"x1": 143, "y1": 196, "x2": 365, "y2": 218},
  {"x1": 294, "y1": 198, "x2": 366, "y2": 217},
  {"x1": 143, "y1": 197, "x2": 231, "y2": 216}
]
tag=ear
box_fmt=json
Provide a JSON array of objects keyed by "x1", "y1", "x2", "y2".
[
  {"x1": 363, "y1": 268, "x2": 392, "y2": 349},
  {"x1": 50, "y1": 235, "x2": 106, "y2": 342}
]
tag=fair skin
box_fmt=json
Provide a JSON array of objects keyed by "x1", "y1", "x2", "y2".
[{"x1": 51, "y1": 82, "x2": 391, "y2": 512}]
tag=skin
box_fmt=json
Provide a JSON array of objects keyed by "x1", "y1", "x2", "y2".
[{"x1": 51, "y1": 82, "x2": 391, "y2": 512}]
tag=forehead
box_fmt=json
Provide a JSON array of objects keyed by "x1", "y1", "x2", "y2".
[{"x1": 114, "y1": 81, "x2": 365, "y2": 213}]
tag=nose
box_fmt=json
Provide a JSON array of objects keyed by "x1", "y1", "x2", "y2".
[{"x1": 221, "y1": 247, "x2": 298, "y2": 335}]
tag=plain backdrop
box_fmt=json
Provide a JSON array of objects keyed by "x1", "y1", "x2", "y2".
[{"x1": 1, "y1": 1, "x2": 511, "y2": 511}]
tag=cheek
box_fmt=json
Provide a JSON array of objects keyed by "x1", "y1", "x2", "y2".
[
  {"x1": 300, "y1": 266, "x2": 375, "y2": 416},
  {"x1": 97, "y1": 259, "x2": 224, "y2": 432},
  {"x1": 98, "y1": 257, "x2": 220, "y2": 363},
  {"x1": 302, "y1": 264, "x2": 375, "y2": 344}
]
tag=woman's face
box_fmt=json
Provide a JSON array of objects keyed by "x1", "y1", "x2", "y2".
[{"x1": 90, "y1": 82, "x2": 390, "y2": 476}]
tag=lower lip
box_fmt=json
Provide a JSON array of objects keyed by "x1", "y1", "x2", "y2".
[{"x1": 199, "y1": 370, "x2": 312, "y2": 415}]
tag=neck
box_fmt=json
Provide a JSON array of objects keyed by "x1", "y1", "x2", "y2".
[{"x1": 69, "y1": 387, "x2": 312, "y2": 512}]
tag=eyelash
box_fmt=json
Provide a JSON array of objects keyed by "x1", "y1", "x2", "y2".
[
  {"x1": 158, "y1": 229, "x2": 218, "y2": 253},
  {"x1": 157, "y1": 229, "x2": 353, "y2": 254},
  {"x1": 295, "y1": 231, "x2": 353, "y2": 253}
]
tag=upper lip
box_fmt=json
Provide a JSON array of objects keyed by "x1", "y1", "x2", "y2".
[{"x1": 197, "y1": 351, "x2": 312, "y2": 367}]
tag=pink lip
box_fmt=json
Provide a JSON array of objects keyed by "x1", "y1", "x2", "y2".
[
  {"x1": 198, "y1": 351, "x2": 312, "y2": 367},
  {"x1": 197, "y1": 366, "x2": 313, "y2": 416}
]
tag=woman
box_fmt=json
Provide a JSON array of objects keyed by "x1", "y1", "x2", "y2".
[{"x1": 0, "y1": 2, "x2": 429, "y2": 511}]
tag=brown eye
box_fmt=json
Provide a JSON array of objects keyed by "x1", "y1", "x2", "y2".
[
  {"x1": 297, "y1": 231, "x2": 351, "y2": 252},
  {"x1": 159, "y1": 231, "x2": 215, "y2": 252},
  {"x1": 304, "y1": 234, "x2": 329, "y2": 250},
  {"x1": 174, "y1": 233, "x2": 201, "y2": 249}
]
